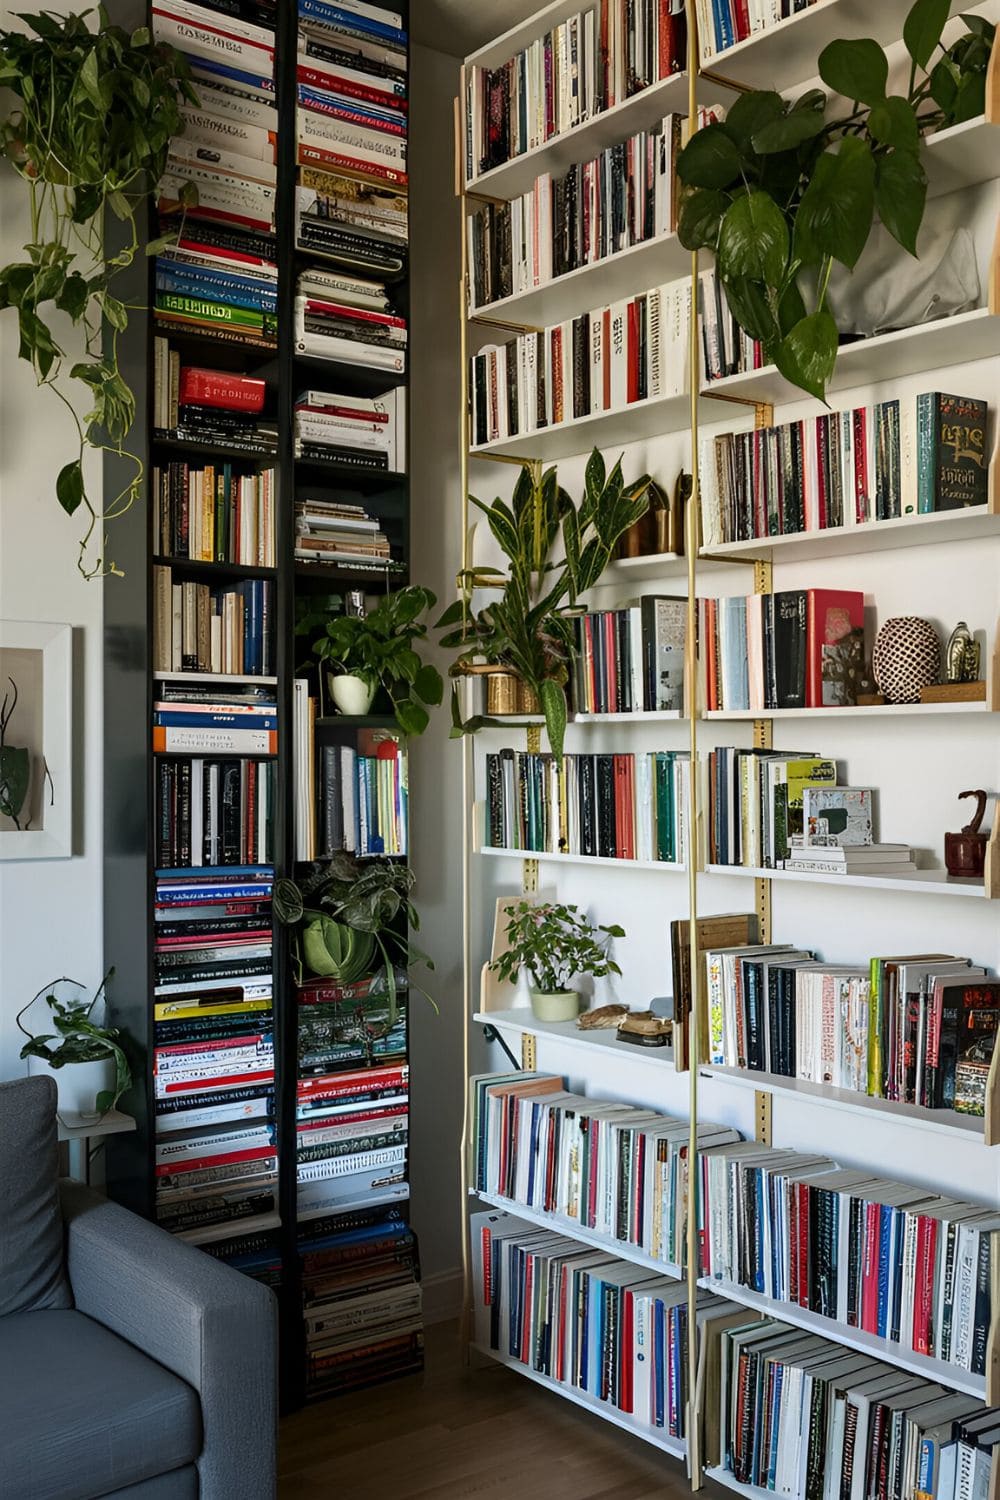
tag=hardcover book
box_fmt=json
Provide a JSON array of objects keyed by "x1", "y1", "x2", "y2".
[{"x1": 803, "y1": 787, "x2": 874, "y2": 847}]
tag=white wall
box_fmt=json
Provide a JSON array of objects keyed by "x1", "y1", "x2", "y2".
[{"x1": 0, "y1": 19, "x2": 105, "y2": 1086}]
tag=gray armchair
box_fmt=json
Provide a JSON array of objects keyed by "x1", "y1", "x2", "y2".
[{"x1": 0, "y1": 1076, "x2": 277, "y2": 1500}]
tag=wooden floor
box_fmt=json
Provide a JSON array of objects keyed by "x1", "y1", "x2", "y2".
[{"x1": 279, "y1": 1321, "x2": 721, "y2": 1499}]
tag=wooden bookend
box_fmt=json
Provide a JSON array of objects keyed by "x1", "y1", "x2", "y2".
[
  {"x1": 479, "y1": 894, "x2": 530, "y2": 1014},
  {"x1": 919, "y1": 681, "x2": 987, "y2": 703},
  {"x1": 985, "y1": 798, "x2": 1000, "y2": 902},
  {"x1": 989, "y1": 618, "x2": 1000, "y2": 707},
  {"x1": 987, "y1": 27, "x2": 1000, "y2": 125},
  {"x1": 990, "y1": 1444, "x2": 1000, "y2": 1500},
  {"x1": 987, "y1": 1231, "x2": 1000, "y2": 1407}
]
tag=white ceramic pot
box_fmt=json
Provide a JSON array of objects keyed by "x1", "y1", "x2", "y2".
[
  {"x1": 28, "y1": 1054, "x2": 113, "y2": 1124},
  {"x1": 530, "y1": 989, "x2": 581, "y2": 1023},
  {"x1": 329, "y1": 673, "x2": 376, "y2": 716}
]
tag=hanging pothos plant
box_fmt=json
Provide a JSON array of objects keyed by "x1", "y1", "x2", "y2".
[
  {"x1": 676, "y1": 0, "x2": 996, "y2": 401},
  {"x1": 0, "y1": 8, "x2": 197, "y2": 576}
]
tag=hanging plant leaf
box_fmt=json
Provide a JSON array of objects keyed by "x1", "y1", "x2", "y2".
[
  {"x1": 818, "y1": 38, "x2": 889, "y2": 106},
  {"x1": 675, "y1": 122, "x2": 743, "y2": 189},
  {"x1": 718, "y1": 190, "x2": 790, "y2": 286},
  {"x1": 867, "y1": 95, "x2": 920, "y2": 150},
  {"x1": 875, "y1": 148, "x2": 927, "y2": 256},
  {"x1": 903, "y1": 0, "x2": 952, "y2": 69},
  {"x1": 794, "y1": 137, "x2": 875, "y2": 269},
  {"x1": 775, "y1": 310, "x2": 839, "y2": 402},
  {"x1": 56, "y1": 460, "x2": 84, "y2": 516}
]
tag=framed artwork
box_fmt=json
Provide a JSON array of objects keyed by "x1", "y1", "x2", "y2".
[{"x1": 0, "y1": 621, "x2": 73, "y2": 861}]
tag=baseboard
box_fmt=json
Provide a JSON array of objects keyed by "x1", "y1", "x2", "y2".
[{"x1": 421, "y1": 1266, "x2": 464, "y2": 1325}]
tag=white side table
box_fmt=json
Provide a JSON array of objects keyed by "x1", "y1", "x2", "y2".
[{"x1": 57, "y1": 1108, "x2": 136, "y2": 1183}]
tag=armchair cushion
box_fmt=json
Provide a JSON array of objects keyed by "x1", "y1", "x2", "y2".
[
  {"x1": 0, "y1": 1308, "x2": 201, "y2": 1500},
  {"x1": 0, "y1": 1076, "x2": 71, "y2": 1316}
]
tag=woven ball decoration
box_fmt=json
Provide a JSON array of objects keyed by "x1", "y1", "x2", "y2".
[{"x1": 872, "y1": 616, "x2": 941, "y2": 704}]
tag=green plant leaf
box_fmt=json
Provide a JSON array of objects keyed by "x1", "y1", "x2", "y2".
[
  {"x1": 721, "y1": 275, "x2": 781, "y2": 353},
  {"x1": 394, "y1": 698, "x2": 429, "y2": 736},
  {"x1": 929, "y1": 56, "x2": 960, "y2": 111},
  {"x1": 867, "y1": 95, "x2": 920, "y2": 150},
  {"x1": 794, "y1": 137, "x2": 875, "y2": 269},
  {"x1": 539, "y1": 678, "x2": 567, "y2": 761},
  {"x1": 874, "y1": 148, "x2": 926, "y2": 255},
  {"x1": 959, "y1": 13, "x2": 995, "y2": 37},
  {"x1": 775, "y1": 310, "x2": 839, "y2": 402},
  {"x1": 722, "y1": 89, "x2": 785, "y2": 147},
  {"x1": 903, "y1": 0, "x2": 951, "y2": 68},
  {"x1": 778, "y1": 279, "x2": 807, "y2": 337},
  {"x1": 818, "y1": 38, "x2": 888, "y2": 105},
  {"x1": 752, "y1": 107, "x2": 827, "y2": 154},
  {"x1": 675, "y1": 122, "x2": 743, "y2": 189},
  {"x1": 414, "y1": 663, "x2": 443, "y2": 705},
  {"x1": 56, "y1": 461, "x2": 84, "y2": 516},
  {"x1": 952, "y1": 69, "x2": 986, "y2": 123},
  {"x1": 677, "y1": 187, "x2": 730, "y2": 251},
  {"x1": 718, "y1": 190, "x2": 790, "y2": 286}
]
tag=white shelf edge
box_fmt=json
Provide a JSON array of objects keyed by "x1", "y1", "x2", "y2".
[
  {"x1": 696, "y1": 1278, "x2": 987, "y2": 1398},
  {"x1": 475, "y1": 1008, "x2": 677, "y2": 1068},
  {"x1": 701, "y1": 505, "x2": 1000, "y2": 563},
  {"x1": 473, "y1": 1187, "x2": 682, "y2": 1279},
  {"x1": 471, "y1": 1342, "x2": 689, "y2": 1461},
  {"x1": 704, "y1": 701, "x2": 992, "y2": 719},
  {"x1": 703, "y1": 863, "x2": 987, "y2": 898},
  {"x1": 56, "y1": 1108, "x2": 136, "y2": 1141},
  {"x1": 154, "y1": 671, "x2": 278, "y2": 686},
  {"x1": 571, "y1": 709, "x2": 684, "y2": 723},
  {"x1": 480, "y1": 847, "x2": 686, "y2": 872},
  {"x1": 700, "y1": 1067, "x2": 985, "y2": 1138}
]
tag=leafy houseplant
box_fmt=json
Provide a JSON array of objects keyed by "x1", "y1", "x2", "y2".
[
  {"x1": 311, "y1": 586, "x2": 444, "y2": 735},
  {"x1": 0, "y1": 8, "x2": 196, "y2": 575},
  {"x1": 17, "y1": 969, "x2": 131, "y2": 1120},
  {"x1": 676, "y1": 1, "x2": 996, "y2": 401},
  {"x1": 273, "y1": 851, "x2": 436, "y2": 1018},
  {"x1": 438, "y1": 449, "x2": 652, "y2": 758},
  {"x1": 489, "y1": 901, "x2": 624, "y2": 1023}
]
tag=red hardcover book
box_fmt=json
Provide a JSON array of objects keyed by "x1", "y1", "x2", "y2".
[
  {"x1": 626, "y1": 299, "x2": 640, "y2": 404},
  {"x1": 299, "y1": 93, "x2": 408, "y2": 138},
  {"x1": 705, "y1": 597, "x2": 719, "y2": 712},
  {"x1": 860, "y1": 1200, "x2": 881, "y2": 1333},
  {"x1": 297, "y1": 140, "x2": 408, "y2": 186},
  {"x1": 912, "y1": 1214, "x2": 938, "y2": 1354},
  {"x1": 161, "y1": 1067, "x2": 273, "y2": 1094},
  {"x1": 805, "y1": 588, "x2": 864, "y2": 707},
  {"x1": 621, "y1": 756, "x2": 636, "y2": 860},
  {"x1": 180, "y1": 367, "x2": 266, "y2": 413},
  {"x1": 853, "y1": 408, "x2": 870, "y2": 523},
  {"x1": 657, "y1": 3, "x2": 673, "y2": 77},
  {"x1": 303, "y1": 298, "x2": 406, "y2": 331},
  {"x1": 797, "y1": 1182, "x2": 811, "y2": 1308},
  {"x1": 619, "y1": 1288, "x2": 635, "y2": 1412},
  {"x1": 613, "y1": 755, "x2": 629, "y2": 859},
  {"x1": 602, "y1": 611, "x2": 618, "y2": 711},
  {"x1": 734, "y1": 0, "x2": 751, "y2": 40},
  {"x1": 789, "y1": 1180, "x2": 800, "y2": 1304},
  {"x1": 155, "y1": 1143, "x2": 274, "y2": 1177},
  {"x1": 296, "y1": 402, "x2": 389, "y2": 424}
]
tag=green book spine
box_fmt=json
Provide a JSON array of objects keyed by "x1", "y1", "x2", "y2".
[
  {"x1": 916, "y1": 392, "x2": 934, "y2": 514},
  {"x1": 654, "y1": 753, "x2": 672, "y2": 863},
  {"x1": 155, "y1": 292, "x2": 264, "y2": 330},
  {"x1": 868, "y1": 957, "x2": 883, "y2": 1098}
]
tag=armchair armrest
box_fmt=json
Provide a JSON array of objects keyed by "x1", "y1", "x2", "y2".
[{"x1": 60, "y1": 1180, "x2": 277, "y2": 1500}]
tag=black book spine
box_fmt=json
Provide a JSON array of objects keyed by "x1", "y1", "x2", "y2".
[
  {"x1": 579, "y1": 755, "x2": 597, "y2": 858},
  {"x1": 971, "y1": 1227, "x2": 992, "y2": 1375},
  {"x1": 774, "y1": 590, "x2": 807, "y2": 709},
  {"x1": 596, "y1": 755, "x2": 615, "y2": 858}
]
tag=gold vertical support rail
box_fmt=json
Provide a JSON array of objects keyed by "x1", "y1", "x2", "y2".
[{"x1": 523, "y1": 724, "x2": 541, "y2": 894}]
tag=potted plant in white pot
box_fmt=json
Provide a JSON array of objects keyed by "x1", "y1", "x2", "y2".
[
  {"x1": 488, "y1": 900, "x2": 624, "y2": 1022},
  {"x1": 17, "y1": 970, "x2": 131, "y2": 1124},
  {"x1": 311, "y1": 585, "x2": 443, "y2": 733}
]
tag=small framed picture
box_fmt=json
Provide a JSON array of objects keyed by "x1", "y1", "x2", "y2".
[{"x1": 0, "y1": 621, "x2": 73, "y2": 861}]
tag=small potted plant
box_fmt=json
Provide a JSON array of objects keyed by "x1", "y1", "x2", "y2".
[
  {"x1": 489, "y1": 901, "x2": 624, "y2": 1022},
  {"x1": 17, "y1": 970, "x2": 131, "y2": 1123},
  {"x1": 313, "y1": 585, "x2": 443, "y2": 734}
]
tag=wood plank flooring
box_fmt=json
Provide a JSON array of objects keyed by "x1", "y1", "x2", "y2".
[{"x1": 279, "y1": 1320, "x2": 724, "y2": 1499}]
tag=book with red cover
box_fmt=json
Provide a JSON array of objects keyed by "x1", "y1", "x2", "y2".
[
  {"x1": 806, "y1": 588, "x2": 864, "y2": 707},
  {"x1": 297, "y1": 140, "x2": 408, "y2": 186},
  {"x1": 179, "y1": 367, "x2": 266, "y2": 414}
]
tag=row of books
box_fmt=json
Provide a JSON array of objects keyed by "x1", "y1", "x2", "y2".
[
  {"x1": 152, "y1": 692, "x2": 277, "y2": 758},
  {"x1": 153, "y1": 340, "x2": 267, "y2": 435},
  {"x1": 295, "y1": 271, "x2": 407, "y2": 371},
  {"x1": 696, "y1": 0, "x2": 818, "y2": 63},
  {"x1": 300, "y1": 1204, "x2": 423, "y2": 1396},
  {"x1": 704, "y1": 940, "x2": 998, "y2": 1115},
  {"x1": 152, "y1": 462, "x2": 276, "y2": 569},
  {"x1": 295, "y1": 167, "x2": 407, "y2": 278},
  {"x1": 465, "y1": 1, "x2": 687, "y2": 180},
  {"x1": 699, "y1": 587, "x2": 864, "y2": 713},
  {"x1": 296, "y1": 1062, "x2": 410, "y2": 1218},
  {"x1": 713, "y1": 1316, "x2": 997, "y2": 1499},
  {"x1": 698, "y1": 264, "x2": 762, "y2": 383},
  {"x1": 155, "y1": 759, "x2": 275, "y2": 868},
  {"x1": 293, "y1": 688, "x2": 408, "y2": 860},
  {"x1": 570, "y1": 598, "x2": 686, "y2": 715},
  {"x1": 294, "y1": 385, "x2": 406, "y2": 470},
  {"x1": 708, "y1": 747, "x2": 839, "y2": 869},
  {"x1": 699, "y1": 392, "x2": 990, "y2": 548},
  {"x1": 298, "y1": 971, "x2": 408, "y2": 1075},
  {"x1": 154, "y1": 227, "x2": 279, "y2": 349},
  {"x1": 153, "y1": 569, "x2": 275, "y2": 678},
  {"x1": 471, "y1": 278, "x2": 691, "y2": 446},
  {"x1": 471, "y1": 1207, "x2": 711, "y2": 1440},
  {"x1": 466, "y1": 113, "x2": 685, "y2": 310},
  {"x1": 484, "y1": 748, "x2": 691, "y2": 865},
  {"x1": 701, "y1": 1140, "x2": 998, "y2": 1376},
  {"x1": 470, "y1": 1071, "x2": 737, "y2": 1268},
  {"x1": 295, "y1": 496, "x2": 394, "y2": 570}
]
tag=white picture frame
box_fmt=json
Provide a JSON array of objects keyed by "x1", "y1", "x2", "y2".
[{"x1": 0, "y1": 621, "x2": 73, "y2": 861}]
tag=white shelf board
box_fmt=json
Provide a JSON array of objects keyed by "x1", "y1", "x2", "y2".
[
  {"x1": 56, "y1": 1108, "x2": 135, "y2": 1141},
  {"x1": 470, "y1": 232, "x2": 688, "y2": 333},
  {"x1": 696, "y1": 1278, "x2": 987, "y2": 1398},
  {"x1": 704, "y1": 862, "x2": 987, "y2": 898},
  {"x1": 702, "y1": 505, "x2": 1000, "y2": 564},
  {"x1": 572, "y1": 709, "x2": 684, "y2": 723},
  {"x1": 704, "y1": 1466, "x2": 780, "y2": 1498},
  {"x1": 700, "y1": 0, "x2": 927, "y2": 91},
  {"x1": 480, "y1": 846, "x2": 685, "y2": 872},
  {"x1": 471, "y1": 1342, "x2": 688, "y2": 1460},
  {"x1": 473, "y1": 1187, "x2": 682, "y2": 1278},
  {"x1": 704, "y1": 700, "x2": 992, "y2": 720},
  {"x1": 470, "y1": 386, "x2": 694, "y2": 462},
  {"x1": 476, "y1": 1007, "x2": 676, "y2": 1069},
  {"x1": 153, "y1": 671, "x2": 278, "y2": 686},
  {"x1": 925, "y1": 116, "x2": 1000, "y2": 196},
  {"x1": 703, "y1": 308, "x2": 1000, "y2": 408},
  {"x1": 700, "y1": 1065, "x2": 986, "y2": 1138},
  {"x1": 600, "y1": 550, "x2": 689, "y2": 582}
]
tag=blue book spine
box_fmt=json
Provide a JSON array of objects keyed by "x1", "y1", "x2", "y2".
[
  {"x1": 297, "y1": 85, "x2": 405, "y2": 131},
  {"x1": 157, "y1": 864, "x2": 273, "y2": 878},
  {"x1": 713, "y1": 0, "x2": 734, "y2": 53},
  {"x1": 187, "y1": 52, "x2": 275, "y2": 93},
  {"x1": 653, "y1": 1299, "x2": 665, "y2": 1428},
  {"x1": 156, "y1": 270, "x2": 277, "y2": 314},
  {"x1": 155, "y1": 885, "x2": 274, "y2": 900},
  {"x1": 876, "y1": 1204, "x2": 893, "y2": 1337},
  {"x1": 158, "y1": 257, "x2": 278, "y2": 298},
  {"x1": 588, "y1": 1277, "x2": 603, "y2": 1395},
  {"x1": 525, "y1": 1101, "x2": 539, "y2": 1206},
  {"x1": 299, "y1": 0, "x2": 406, "y2": 48},
  {"x1": 767, "y1": 1364, "x2": 785, "y2": 1488},
  {"x1": 154, "y1": 711, "x2": 277, "y2": 730},
  {"x1": 753, "y1": 1168, "x2": 766, "y2": 1292}
]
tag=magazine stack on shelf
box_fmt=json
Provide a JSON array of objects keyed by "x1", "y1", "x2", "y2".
[
  {"x1": 294, "y1": 386, "x2": 406, "y2": 470},
  {"x1": 294, "y1": 497, "x2": 398, "y2": 572},
  {"x1": 296, "y1": 168, "x2": 407, "y2": 277}
]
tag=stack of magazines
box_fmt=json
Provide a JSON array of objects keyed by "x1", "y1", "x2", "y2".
[
  {"x1": 296, "y1": 168, "x2": 407, "y2": 278},
  {"x1": 294, "y1": 387, "x2": 406, "y2": 469},
  {"x1": 295, "y1": 496, "x2": 396, "y2": 570}
]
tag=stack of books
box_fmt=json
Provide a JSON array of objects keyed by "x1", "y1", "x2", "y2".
[
  {"x1": 154, "y1": 227, "x2": 278, "y2": 344},
  {"x1": 711, "y1": 1317, "x2": 998, "y2": 1498},
  {"x1": 698, "y1": 0, "x2": 819, "y2": 64},
  {"x1": 700, "y1": 391, "x2": 990, "y2": 546},
  {"x1": 199, "y1": 1228, "x2": 282, "y2": 1288},
  {"x1": 152, "y1": 866, "x2": 276, "y2": 1239},
  {"x1": 153, "y1": 569, "x2": 275, "y2": 676},
  {"x1": 464, "y1": 2, "x2": 688, "y2": 179},
  {"x1": 698, "y1": 587, "x2": 865, "y2": 711},
  {"x1": 296, "y1": 1061, "x2": 410, "y2": 1216},
  {"x1": 701, "y1": 1141, "x2": 999, "y2": 1377},
  {"x1": 294, "y1": 386, "x2": 406, "y2": 470},
  {"x1": 471, "y1": 277, "x2": 691, "y2": 444},
  {"x1": 784, "y1": 842, "x2": 918, "y2": 877},
  {"x1": 570, "y1": 598, "x2": 686, "y2": 714},
  {"x1": 154, "y1": 762, "x2": 275, "y2": 868},
  {"x1": 298, "y1": 971, "x2": 408, "y2": 1075},
  {"x1": 153, "y1": 340, "x2": 276, "y2": 453},
  {"x1": 152, "y1": 687, "x2": 277, "y2": 756},
  {"x1": 296, "y1": 0, "x2": 408, "y2": 185},
  {"x1": 485, "y1": 748, "x2": 690, "y2": 864},
  {"x1": 152, "y1": 461, "x2": 276, "y2": 568},
  {"x1": 294, "y1": 497, "x2": 395, "y2": 570},
  {"x1": 294, "y1": 271, "x2": 407, "y2": 370},
  {"x1": 471, "y1": 1207, "x2": 722, "y2": 1441},
  {"x1": 296, "y1": 166, "x2": 407, "y2": 276},
  {"x1": 300, "y1": 1205, "x2": 423, "y2": 1396}
]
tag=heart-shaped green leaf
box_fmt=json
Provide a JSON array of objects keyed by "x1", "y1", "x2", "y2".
[
  {"x1": 722, "y1": 276, "x2": 781, "y2": 354},
  {"x1": 818, "y1": 38, "x2": 888, "y2": 106},
  {"x1": 718, "y1": 191, "x2": 790, "y2": 286},
  {"x1": 775, "y1": 310, "x2": 839, "y2": 402},
  {"x1": 903, "y1": 0, "x2": 951, "y2": 69},
  {"x1": 722, "y1": 90, "x2": 785, "y2": 147},
  {"x1": 56, "y1": 460, "x2": 84, "y2": 516},
  {"x1": 794, "y1": 137, "x2": 875, "y2": 269},
  {"x1": 752, "y1": 107, "x2": 827, "y2": 154},
  {"x1": 676, "y1": 122, "x2": 743, "y2": 189},
  {"x1": 677, "y1": 187, "x2": 730, "y2": 251},
  {"x1": 875, "y1": 148, "x2": 927, "y2": 255},
  {"x1": 868, "y1": 95, "x2": 920, "y2": 150}
]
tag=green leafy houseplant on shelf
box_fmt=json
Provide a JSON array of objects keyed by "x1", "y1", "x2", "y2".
[
  {"x1": 676, "y1": 0, "x2": 996, "y2": 400},
  {"x1": 489, "y1": 901, "x2": 624, "y2": 1023},
  {"x1": 438, "y1": 449, "x2": 652, "y2": 758},
  {"x1": 0, "y1": 8, "x2": 197, "y2": 575},
  {"x1": 17, "y1": 969, "x2": 131, "y2": 1121},
  {"x1": 273, "y1": 851, "x2": 436, "y2": 1018},
  {"x1": 312, "y1": 585, "x2": 444, "y2": 735}
]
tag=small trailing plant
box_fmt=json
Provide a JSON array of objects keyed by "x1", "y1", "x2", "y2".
[
  {"x1": 17, "y1": 968, "x2": 131, "y2": 1113},
  {"x1": 676, "y1": 0, "x2": 996, "y2": 401},
  {"x1": 311, "y1": 585, "x2": 444, "y2": 736},
  {"x1": 273, "y1": 851, "x2": 436, "y2": 1017},
  {"x1": 0, "y1": 8, "x2": 197, "y2": 575},
  {"x1": 438, "y1": 450, "x2": 652, "y2": 758},
  {"x1": 489, "y1": 901, "x2": 624, "y2": 996}
]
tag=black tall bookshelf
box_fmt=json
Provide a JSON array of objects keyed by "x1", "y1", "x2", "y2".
[{"x1": 103, "y1": 0, "x2": 412, "y2": 1409}]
